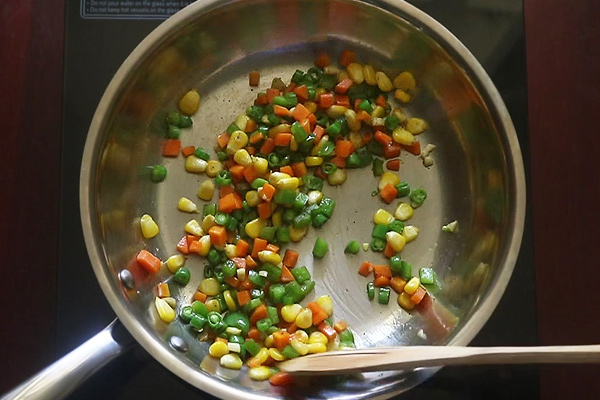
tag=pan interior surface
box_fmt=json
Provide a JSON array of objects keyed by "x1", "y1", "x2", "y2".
[{"x1": 81, "y1": 0, "x2": 524, "y2": 399}]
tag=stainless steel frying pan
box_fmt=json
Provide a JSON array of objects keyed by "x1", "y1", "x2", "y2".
[{"x1": 3, "y1": 0, "x2": 525, "y2": 399}]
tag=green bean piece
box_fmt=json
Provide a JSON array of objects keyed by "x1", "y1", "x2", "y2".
[
  {"x1": 385, "y1": 115, "x2": 400, "y2": 131},
  {"x1": 246, "y1": 105, "x2": 265, "y2": 122},
  {"x1": 150, "y1": 165, "x2": 167, "y2": 182},
  {"x1": 259, "y1": 226, "x2": 277, "y2": 242},
  {"x1": 194, "y1": 147, "x2": 211, "y2": 161},
  {"x1": 223, "y1": 312, "x2": 250, "y2": 336},
  {"x1": 207, "y1": 311, "x2": 223, "y2": 329},
  {"x1": 243, "y1": 339, "x2": 261, "y2": 357},
  {"x1": 367, "y1": 282, "x2": 375, "y2": 300},
  {"x1": 410, "y1": 188, "x2": 428, "y2": 207},
  {"x1": 179, "y1": 306, "x2": 193, "y2": 323},
  {"x1": 267, "y1": 306, "x2": 280, "y2": 324},
  {"x1": 389, "y1": 255, "x2": 403, "y2": 276},
  {"x1": 396, "y1": 181, "x2": 411, "y2": 198},
  {"x1": 250, "y1": 288, "x2": 264, "y2": 300},
  {"x1": 388, "y1": 220, "x2": 405, "y2": 234},
  {"x1": 282, "y1": 345, "x2": 300, "y2": 359},
  {"x1": 317, "y1": 140, "x2": 336, "y2": 157},
  {"x1": 267, "y1": 153, "x2": 281, "y2": 168},
  {"x1": 318, "y1": 197, "x2": 336, "y2": 218},
  {"x1": 339, "y1": 329, "x2": 355, "y2": 344},
  {"x1": 378, "y1": 287, "x2": 391, "y2": 305},
  {"x1": 291, "y1": 121, "x2": 309, "y2": 143},
  {"x1": 190, "y1": 314, "x2": 207, "y2": 330},
  {"x1": 203, "y1": 203, "x2": 217, "y2": 217},
  {"x1": 318, "y1": 74, "x2": 337, "y2": 91},
  {"x1": 274, "y1": 189, "x2": 296, "y2": 206},
  {"x1": 346, "y1": 153, "x2": 361, "y2": 168},
  {"x1": 226, "y1": 123, "x2": 240, "y2": 134},
  {"x1": 290, "y1": 266, "x2": 311, "y2": 284},
  {"x1": 166, "y1": 125, "x2": 181, "y2": 139},
  {"x1": 217, "y1": 150, "x2": 228, "y2": 161},
  {"x1": 243, "y1": 298, "x2": 262, "y2": 314},
  {"x1": 261, "y1": 263, "x2": 282, "y2": 282},
  {"x1": 358, "y1": 99, "x2": 373, "y2": 113},
  {"x1": 400, "y1": 260, "x2": 413, "y2": 280},
  {"x1": 251, "y1": 177, "x2": 268, "y2": 189},
  {"x1": 269, "y1": 284, "x2": 285, "y2": 304},
  {"x1": 313, "y1": 237, "x2": 329, "y2": 259},
  {"x1": 276, "y1": 226, "x2": 290, "y2": 243},
  {"x1": 372, "y1": 224, "x2": 389, "y2": 240},
  {"x1": 173, "y1": 268, "x2": 190, "y2": 286},
  {"x1": 300, "y1": 280, "x2": 316, "y2": 296},
  {"x1": 203, "y1": 265, "x2": 215, "y2": 278},
  {"x1": 282, "y1": 208, "x2": 298, "y2": 224},
  {"x1": 222, "y1": 260, "x2": 237, "y2": 277},
  {"x1": 293, "y1": 212, "x2": 312, "y2": 229},
  {"x1": 370, "y1": 237, "x2": 386, "y2": 252},
  {"x1": 191, "y1": 301, "x2": 208, "y2": 317},
  {"x1": 321, "y1": 162, "x2": 337, "y2": 175},
  {"x1": 214, "y1": 212, "x2": 231, "y2": 226},
  {"x1": 419, "y1": 267, "x2": 436, "y2": 285},
  {"x1": 291, "y1": 69, "x2": 305, "y2": 84},
  {"x1": 207, "y1": 248, "x2": 221, "y2": 266},
  {"x1": 303, "y1": 175, "x2": 324, "y2": 191},
  {"x1": 285, "y1": 281, "x2": 304, "y2": 303},
  {"x1": 179, "y1": 115, "x2": 193, "y2": 128},
  {"x1": 215, "y1": 170, "x2": 232, "y2": 187},
  {"x1": 311, "y1": 213, "x2": 328, "y2": 228},
  {"x1": 372, "y1": 158, "x2": 384, "y2": 177},
  {"x1": 344, "y1": 240, "x2": 361, "y2": 254},
  {"x1": 166, "y1": 111, "x2": 180, "y2": 126},
  {"x1": 293, "y1": 192, "x2": 309, "y2": 210},
  {"x1": 256, "y1": 318, "x2": 272, "y2": 333}
]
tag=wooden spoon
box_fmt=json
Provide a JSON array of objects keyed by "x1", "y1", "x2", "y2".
[{"x1": 279, "y1": 345, "x2": 600, "y2": 375}]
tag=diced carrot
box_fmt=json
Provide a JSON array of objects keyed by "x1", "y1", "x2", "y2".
[
  {"x1": 402, "y1": 140, "x2": 421, "y2": 155},
  {"x1": 193, "y1": 291, "x2": 207, "y2": 303},
  {"x1": 136, "y1": 250, "x2": 161, "y2": 274},
  {"x1": 236, "y1": 239, "x2": 249, "y2": 257},
  {"x1": 291, "y1": 162, "x2": 307, "y2": 177},
  {"x1": 238, "y1": 279, "x2": 254, "y2": 291},
  {"x1": 335, "y1": 78, "x2": 353, "y2": 94},
  {"x1": 284, "y1": 83, "x2": 296, "y2": 93},
  {"x1": 266, "y1": 243, "x2": 279, "y2": 253},
  {"x1": 219, "y1": 185, "x2": 235, "y2": 198},
  {"x1": 273, "y1": 331, "x2": 291, "y2": 350},
  {"x1": 274, "y1": 133, "x2": 292, "y2": 146},
  {"x1": 334, "y1": 140, "x2": 355, "y2": 159},
  {"x1": 280, "y1": 165, "x2": 294, "y2": 176},
  {"x1": 383, "y1": 142, "x2": 401, "y2": 159},
  {"x1": 157, "y1": 282, "x2": 170, "y2": 298},
  {"x1": 219, "y1": 192, "x2": 243, "y2": 213},
  {"x1": 386, "y1": 159, "x2": 400, "y2": 171},
  {"x1": 293, "y1": 85, "x2": 309, "y2": 102},
  {"x1": 214, "y1": 337, "x2": 228, "y2": 344},
  {"x1": 339, "y1": 50, "x2": 355, "y2": 66},
  {"x1": 318, "y1": 93, "x2": 334, "y2": 108},
  {"x1": 307, "y1": 302, "x2": 328, "y2": 326},
  {"x1": 245, "y1": 255, "x2": 258, "y2": 269},
  {"x1": 273, "y1": 105, "x2": 291, "y2": 117},
  {"x1": 356, "y1": 110, "x2": 371, "y2": 121},
  {"x1": 390, "y1": 277, "x2": 407, "y2": 294},
  {"x1": 257, "y1": 202, "x2": 271, "y2": 219},
  {"x1": 269, "y1": 371, "x2": 293, "y2": 386},
  {"x1": 249, "y1": 131, "x2": 264, "y2": 144},
  {"x1": 374, "y1": 130, "x2": 392, "y2": 146},
  {"x1": 334, "y1": 320, "x2": 347, "y2": 333},
  {"x1": 229, "y1": 164, "x2": 246, "y2": 181},
  {"x1": 335, "y1": 94, "x2": 350, "y2": 108},
  {"x1": 252, "y1": 238, "x2": 268, "y2": 259},
  {"x1": 383, "y1": 242, "x2": 396, "y2": 258},
  {"x1": 317, "y1": 322, "x2": 337, "y2": 341},
  {"x1": 208, "y1": 225, "x2": 227, "y2": 247},
  {"x1": 330, "y1": 156, "x2": 346, "y2": 169},
  {"x1": 186, "y1": 235, "x2": 196, "y2": 247},
  {"x1": 314, "y1": 167, "x2": 326, "y2": 180},
  {"x1": 176, "y1": 236, "x2": 189, "y2": 255},
  {"x1": 267, "y1": 88, "x2": 280, "y2": 104},
  {"x1": 293, "y1": 103, "x2": 310, "y2": 122},
  {"x1": 249, "y1": 71, "x2": 260, "y2": 86},
  {"x1": 244, "y1": 164, "x2": 260, "y2": 183},
  {"x1": 254, "y1": 93, "x2": 268, "y2": 106},
  {"x1": 217, "y1": 132, "x2": 230, "y2": 148},
  {"x1": 313, "y1": 125, "x2": 325, "y2": 143},
  {"x1": 280, "y1": 265, "x2": 295, "y2": 283},
  {"x1": 247, "y1": 356, "x2": 263, "y2": 369},
  {"x1": 250, "y1": 304, "x2": 268, "y2": 324},
  {"x1": 260, "y1": 183, "x2": 276, "y2": 201},
  {"x1": 315, "y1": 53, "x2": 331, "y2": 68},
  {"x1": 224, "y1": 159, "x2": 236, "y2": 170},
  {"x1": 247, "y1": 328, "x2": 261, "y2": 342},
  {"x1": 245, "y1": 119, "x2": 257, "y2": 133},
  {"x1": 188, "y1": 240, "x2": 202, "y2": 253},
  {"x1": 300, "y1": 118, "x2": 311, "y2": 134},
  {"x1": 286, "y1": 322, "x2": 298, "y2": 334},
  {"x1": 362, "y1": 131, "x2": 373, "y2": 144},
  {"x1": 374, "y1": 276, "x2": 390, "y2": 287},
  {"x1": 373, "y1": 265, "x2": 392, "y2": 279},
  {"x1": 354, "y1": 98, "x2": 362, "y2": 111},
  {"x1": 376, "y1": 94, "x2": 387, "y2": 107},
  {"x1": 380, "y1": 183, "x2": 398, "y2": 204},
  {"x1": 225, "y1": 276, "x2": 239, "y2": 288},
  {"x1": 232, "y1": 257, "x2": 247, "y2": 270},
  {"x1": 162, "y1": 139, "x2": 181, "y2": 157},
  {"x1": 283, "y1": 249, "x2": 299, "y2": 267},
  {"x1": 181, "y1": 145, "x2": 195, "y2": 157},
  {"x1": 236, "y1": 290, "x2": 251, "y2": 306},
  {"x1": 410, "y1": 286, "x2": 427, "y2": 304},
  {"x1": 307, "y1": 113, "x2": 317, "y2": 130}
]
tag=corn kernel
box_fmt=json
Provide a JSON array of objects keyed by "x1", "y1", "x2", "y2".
[
  {"x1": 303, "y1": 101, "x2": 318, "y2": 114},
  {"x1": 378, "y1": 171, "x2": 400, "y2": 191},
  {"x1": 223, "y1": 290, "x2": 237, "y2": 311},
  {"x1": 316, "y1": 295, "x2": 333, "y2": 316},
  {"x1": 349, "y1": 131, "x2": 363, "y2": 149},
  {"x1": 166, "y1": 254, "x2": 185, "y2": 273},
  {"x1": 295, "y1": 308, "x2": 313, "y2": 329},
  {"x1": 197, "y1": 180, "x2": 215, "y2": 201},
  {"x1": 236, "y1": 267, "x2": 246, "y2": 281},
  {"x1": 371, "y1": 105, "x2": 386, "y2": 119},
  {"x1": 374, "y1": 209, "x2": 394, "y2": 225},
  {"x1": 375, "y1": 71, "x2": 393, "y2": 92},
  {"x1": 326, "y1": 105, "x2": 348, "y2": 119},
  {"x1": 227, "y1": 342, "x2": 241, "y2": 353},
  {"x1": 398, "y1": 292, "x2": 415, "y2": 310},
  {"x1": 275, "y1": 177, "x2": 300, "y2": 190},
  {"x1": 245, "y1": 190, "x2": 259, "y2": 207},
  {"x1": 209, "y1": 341, "x2": 230, "y2": 358},
  {"x1": 395, "y1": 203, "x2": 414, "y2": 221},
  {"x1": 269, "y1": 172, "x2": 291, "y2": 185},
  {"x1": 386, "y1": 231, "x2": 407, "y2": 252},
  {"x1": 281, "y1": 304, "x2": 302, "y2": 322},
  {"x1": 163, "y1": 297, "x2": 176, "y2": 308},
  {"x1": 394, "y1": 71, "x2": 416, "y2": 91},
  {"x1": 185, "y1": 155, "x2": 207, "y2": 173},
  {"x1": 268, "y1": 348, "x2": 286, "y2": 361},
  {"x1": 271, "y1": 211, "x2": 282, "y2": 227},
  {"x1": 363, "y1": 64, "x2": 377, "y2": 85},
  {"x1": 406, "y1": 118, "x2": 428, "y2": 135},
  {"x1": 269, "y1": 124, "x2": 291, "y2": 136},
  {"x1": 307, "y1": 190, "x2": 323, "y2": 205},
  {"x1": 392, "y1": 127, "x2": 415, "y2": 146},
  {"x1": 226, "y1": 326, "x2": 242, "y2": 336},
  {"x1": 205, "y1": 160, "x2": 223, "y2": 178},
  {"x1": 252, "y1": 156, "x2": 268, "y2": 175},
  {"x1": 225, "y1": 244, "x2": 237, "y2": 259},
  {"x1": 178, "y1": 197, "x2": 198, "y2": 213},
  {"x1": 344, "y1": 109, "x2": 361, "y2": 132},
  {"x1": 201, "y1": 215, "x2": 216, "y2": 232},
  {"x1": 293, "y1": 330, "x2": 309, "y2": 343},
  {"x1": 226, "y1": 131, "x2": 249, "y2": 155},
  {"x1": 323, "y1": 66, "x2": 340, "y2": 75},
  {"x1": 154, "y1": 297, "x2": 175, "y2": 323},
  {"x1": 305, "y1": 156, "x2": 323, "y2": 167},
  {"x1": 200, "y1": 278, "x2": 220, "y2": 296},
  {"x1": 309, "y1": 331, "x2": 328, "y2": 345},
  {"x1": 403, "y1": 225, "x2": 419, "y2": 242},
  {"x1": 307, "y1": 342, "x2": 327, "y2": 354},
  {"x1": 179, "y1": 89, "x2": 200, "y2": 115},
  {"x1": 255, "y1": 347, "x2": 269, "y2": 364},
  {"x1": 392, "y1": 108, "x2": 408, "y2": 123},
  {"x1": 258, "y1": 250, "x2": 282, "y2": 265},
  {"x1": 347, "y1": 63, "x2": 365, "y2": 84},
  {"x1": 205, "y1": 299, "x2": 221, "y2": 313},
  {"x1": 290, "y1": 339, "x2": 309, "y2": 356},
  {"x1": 245, "y1": 218, "x2": 266, "y2": 239},
  {"x1": 235, "y1": 114, "x2": 250, "y2": 132},
  {"x1": 233, "y1": 149, "x2": 252, "y2": 166},
  {"x1": 220, "y1": 353, "x2": 243, "y2": 370},
  {"x1": 184, "y1": 219, "x2": 203, "y2": 236},
  {"x1": 338, "y1": 71, "x2": 349, "y2": 82},
  {"x1": 264, "y1": 334, "x2": 275, "y2": 348},
  {"x1": 249, "y1": 366, "x2": 272, "y2": 381},
  {"x1": 327, "y1": 169, "x2": 347, "y2": 186},
  {"x1": 290, "y1": 136, "x2": 299, "y2": 152},
  {"x1": 140, "y1": 214, "x2": 159, "y2": 239},
  {"x1": 404, "y1": 277, "x2": 421, "y2": 295},
  {"x1": 289, "y1": 225, "x2": 308, "y2": 242},
  {"x1": 196, "y1": 235, "x2": 211, "y2": 256},
  {"x1": 394, "y1": 89, "x2": 411, "y2": 103},
  {"x1": 311, "y1": 136, "x2": 329, "y2": 156}
]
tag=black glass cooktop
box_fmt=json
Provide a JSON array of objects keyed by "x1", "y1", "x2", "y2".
[{"x1": 59, "y1": 1, "x2": 536, "y2": 398}]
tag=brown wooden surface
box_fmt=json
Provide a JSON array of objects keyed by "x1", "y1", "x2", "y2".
[
  {"x1": 0, "y1": 0, "x2": 64, "y2": 393},
  {"x1": 524, "y1": 0, "x2": 600, "y2": 398}
]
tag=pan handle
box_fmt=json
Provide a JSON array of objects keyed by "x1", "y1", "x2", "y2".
[{"x1": 1, "y1": 319, "x2": 134, "y2": 400}]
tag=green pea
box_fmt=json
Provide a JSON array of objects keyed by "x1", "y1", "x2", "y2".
[
  {"x1": 150, "y1": 165, "x2": 167, "y2": 182},
  {"x1": 173, "y1": 267, "x2": 190, "y2": 286}
]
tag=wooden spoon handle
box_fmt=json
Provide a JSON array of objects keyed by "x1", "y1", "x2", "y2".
[{"x1": 280, "y1": 345, "x2": 600, "y2": 375}]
